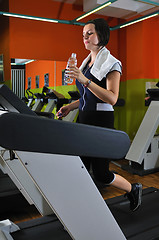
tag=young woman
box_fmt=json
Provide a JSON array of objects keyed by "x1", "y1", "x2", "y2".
[{"x1": 57, "y1": 18, "x2": 142, "y2": 211}]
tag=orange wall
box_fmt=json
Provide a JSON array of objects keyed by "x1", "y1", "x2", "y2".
[
  {"x1": 25, "y1": 60, "x2": 68, "y2": 88},
  {"x1": 117, "y1": 16, "x2": 159, "y2": 138},
  {"x1": 121, "y1": 16, "x2": 159, "y2": 81},
  {"x1": 126, "y1": 22, "x2": 144, "y2": 80},
  {"x1": 25, "y1": 59, "x2": 83, "y2": 88},
  {"x1": 25, "y1": 60, "x2": 54, "y2": 89},
  {"x1": 142, "y1": 17, "x2": 159, "y2": 79},
  {"x1": 8, "y1": 0, "x2": 159, "y2": 86},
  {"x1": 9, "y1": 0, "x2": 119, "y2": 65},
  {"x1": 1, "y1": 0, "x2": 158, "y2": 84},
  {"x1": 9, "y1": 0, "x2": 86, "y2": 63},
  {"x1": 56, "y1": 61, "x2": 67, "y2": 86},
  {"x1": 8, "y1": 0, "x2": 120, "y2": 89}
]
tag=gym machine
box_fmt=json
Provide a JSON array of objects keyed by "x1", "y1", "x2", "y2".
[
  {"x1": 33, "y1": 88, "x2": 80, "y2": 121},
  {"x1": 23, "y1": 88, "x2": 36, "y2": 108},
  {"x1": 0, "y1": 85, "x2": 37, "y2": 214},
  {"x1": 62, "y1": 91, "x2": 80, "y2": 122},
  {"x1": 123, "y1": 88, "x2": 159, "y2": 175},
  {"x1": 0, "y1": 84, "x2": 129, "y2": 239},
  {"x1": 0, "y1": 84, "x2": 159, "y2": 239}
]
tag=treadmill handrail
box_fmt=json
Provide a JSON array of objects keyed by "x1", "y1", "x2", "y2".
[{"x1": 0, "y1": 112, "x2": 130, "y2": 159}]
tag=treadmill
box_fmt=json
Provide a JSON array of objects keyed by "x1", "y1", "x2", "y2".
[
  {"x1": 0, "y1": 84, "x2": 159, "y2": 239},
  {"x1": 123, "y1": 88, "x2": 159, "y2": 175},
  {"x1": 0, "y1": 84, "x2": 37, "y2": 214}
]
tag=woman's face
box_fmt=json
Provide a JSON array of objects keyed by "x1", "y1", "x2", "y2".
[{"x1": 83, "y1": 23, "x2": 99, "y2": 51}]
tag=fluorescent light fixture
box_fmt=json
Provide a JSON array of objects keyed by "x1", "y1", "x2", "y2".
[
  {"x1": 74, "y1": 0, "x2": 117, "y2": 22},
  {"x1": 110, "y1": 10, "x2": 159, "y2": 30},
  {"x1": 25, "y1": 59, "x2": 35, "y2": 64},
  {"x1": 120, "y1": 12, "x2": 159, "y2": 28},
  {"x1": 0, "y1": 11, "x2": 85, "y2": 25},
  {"x1": 1, "y1": 12, "x2": 58, "y2": 23},
  {"x1": 11, "y1": 59, "x2": 35, "y2": 65}
]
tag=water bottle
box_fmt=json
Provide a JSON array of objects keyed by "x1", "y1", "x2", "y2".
[{"x1": 64, "y1": 53, "x2": 77, "y2": 84}]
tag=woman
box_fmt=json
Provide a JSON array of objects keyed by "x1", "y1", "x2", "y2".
[{"x1": 57, "y1": 18, "x2": 142, "y2": 211}]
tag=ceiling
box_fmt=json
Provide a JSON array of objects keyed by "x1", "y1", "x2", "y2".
[{"x1": 54, "y1": 0, "x2": 159, "y2": 19}]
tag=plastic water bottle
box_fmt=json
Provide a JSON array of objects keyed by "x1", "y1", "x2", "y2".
[{"x1": 64, "y1": 53, "x2": 77, "y2": 84}]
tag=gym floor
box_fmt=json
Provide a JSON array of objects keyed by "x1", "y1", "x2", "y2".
[{"x1": 1, "y1": 159, "x2": 159, "y2": 224}]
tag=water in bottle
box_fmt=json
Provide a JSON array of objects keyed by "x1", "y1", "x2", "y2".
[{"x1": 64, "y1": 53, "x2": 77, "y2": 84}]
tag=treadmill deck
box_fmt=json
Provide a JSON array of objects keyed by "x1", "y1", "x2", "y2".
[{"x1": 11, "y1": 187, "x2": 159, "y2": 240}]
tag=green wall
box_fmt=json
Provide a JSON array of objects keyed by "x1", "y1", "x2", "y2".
[
  {"x1": 29, "y1": 85, "x2": 77, "y2": 98},
  {"x1": 25, "y1": 85, "x2": 78, "y2": 118},
  {"x1": 115, "y1": 79, "x2": 159, "y2": 140}
]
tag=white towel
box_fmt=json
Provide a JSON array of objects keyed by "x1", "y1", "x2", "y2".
[{"x1": 79, "y1": 47, "x2": 122, "y2": 81}]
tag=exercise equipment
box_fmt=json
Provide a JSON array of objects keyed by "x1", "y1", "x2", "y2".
[
  {"x1": 32, "y1": 92, "x2": 57, "y2": 118},
  {"x1": 1, "y1": 115, "x2": 159, "y2": 239},
  {"x1": 31, "y1": 93, "x2": 44, "y2": 112},
  {"x1": 0, "y1": 84, "x2": 159, "y2": 239},
  {"x1": 32, "y1": 88, "x2": 80, "y2": 121},
  {"x1": 0, "y1": 84, "x2": 128, "y2": 239},
  {"x1": 23, "y1": 88, "x2": 36, "y2": 108},
  {"x1": 61, "y1": 90, "x2": 80, "y2": 122},
  {"x1": 27, "y1": 89, "x2": 58, "y2": 118},
  {"x1": 123, "y1": 88, "x2": 159, "y2": 175},
  {"x1": 0, "y1": 167, "x2": 30, "y2": 214},
  {"x1": 0, "y1": 84, "x2": 37, "y2": 214},
  {"x1": 0, "y1": 86, "x2": 129, "y2": 239}
]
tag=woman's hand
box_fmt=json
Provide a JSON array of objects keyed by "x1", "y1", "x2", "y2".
[
  {"x1": 56, "y1": 105, "x2": 71, "y2": 119},
  {"x1": 66, "y1": 66, "x2": 88, "y2": 86},
  {"x1": 56, "y1": 100, "x2": 80, "y2": 119}
]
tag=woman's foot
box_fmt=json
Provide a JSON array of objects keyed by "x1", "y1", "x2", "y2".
[{"x1": 125, "y1": 183, "x2": 142, "y2": 211}]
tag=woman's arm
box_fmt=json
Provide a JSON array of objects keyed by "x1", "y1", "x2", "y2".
[
  {"x1": 68, "y1": 66, "x2": 120, "y2": 106},
  {"x1": 87, "y1": 71, "x2": 120, "y2": 106},
  {"x1": 67, "y1": 99, "x2": 80, "y2": 111},
  {"x1": 56, "y1": 99, "x2": 80, "y2": 118}
]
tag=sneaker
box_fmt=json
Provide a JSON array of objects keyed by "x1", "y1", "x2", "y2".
[{"x1": 125, "y1": 183, "x2": 142, "y2": 211}]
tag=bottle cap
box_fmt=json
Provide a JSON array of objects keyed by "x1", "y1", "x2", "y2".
[{"x1": 71, "y1": 53, "x2": 76, "y2": 58}]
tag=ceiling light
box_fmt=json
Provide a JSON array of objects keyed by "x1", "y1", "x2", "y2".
[
  {"x1": 24, "y1": 60, "x2": 35, "y2": 64},
  {"x1": 110, "y1": 10, "x2": 159, "y2": 30},
  {"x1": 0, "y1": 11, "x2": 85, "y2": 25},
  {"x1": 11, "y1": 59, "x2": 35, "y2": 65},
  {"x1": 120, "y1": 12, "x2": 159, "y2": 28},
  {"x1": 75, "y1": 0, "x2": 117, "y2": 22},
  {"x1": 0, "y1": 11, "x2": 59, "y2": 23}
]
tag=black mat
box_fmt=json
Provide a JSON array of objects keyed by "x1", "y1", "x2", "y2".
[{"x1": 10, "y1": 188, "x2": 159, "y2": 240}]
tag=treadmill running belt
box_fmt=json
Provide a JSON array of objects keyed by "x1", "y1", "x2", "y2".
[
  {"x1": 11, "y1": 215, "x2": 72, "y2": 240},
  {"x1": 11, "y1": 188, "x2": 159, "y2": 240},
  {"x1": 107, "y1": 187, "x2": 159, "y2": 240}
]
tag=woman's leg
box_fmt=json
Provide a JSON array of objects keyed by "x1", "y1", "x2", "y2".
[
  {"x1": 92, "y1": 159, "x2": 131, "y2": 192},
  {"x1": 92, "y1": 159, "x2": 142, "y2": 212},
  {"x1": 92, "y1": 158, "x2": 114, "y2": 184},
  {"x1": 111, "y1": 174, "x2": 131, "y2": 192},
  {"x1": 79, "y1": 110, "x2": 142, "y2": 211},
  {"x1": 110, "y1": 174, "x2": 142, "y2": 212}
]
